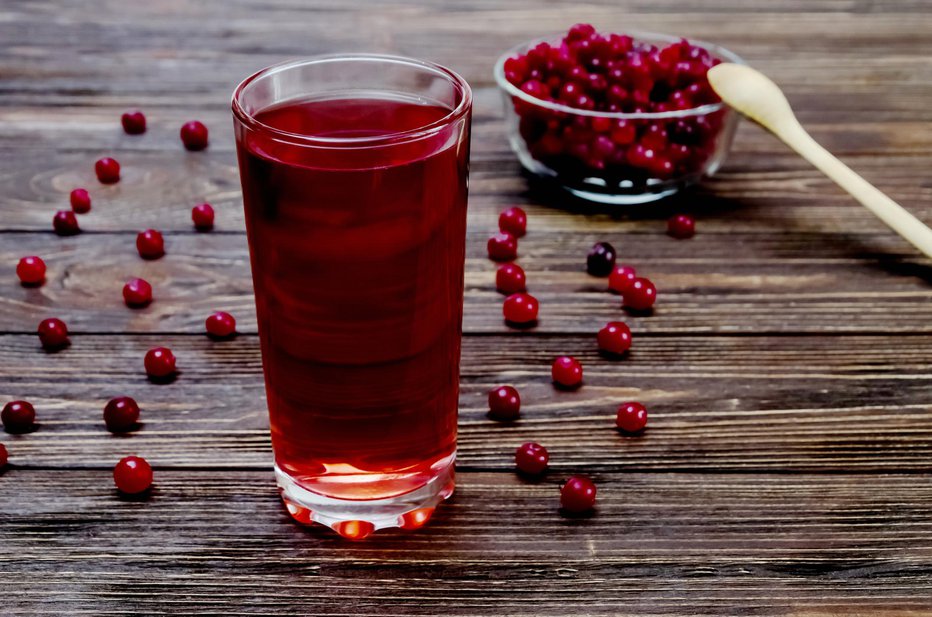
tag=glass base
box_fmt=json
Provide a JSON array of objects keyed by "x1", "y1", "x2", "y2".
[{"x1": 276, "y1": 458, "x2": 455, "y2": 540}]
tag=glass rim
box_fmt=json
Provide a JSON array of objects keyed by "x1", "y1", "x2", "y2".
[
  {"x1": 232, "y1": 53, "x2": 473, "y2": 148},
  {"x1": 493, "y1": 30, "x2": 746, "y2": 120}
]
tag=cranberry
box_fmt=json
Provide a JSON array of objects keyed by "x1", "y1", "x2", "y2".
[
  {"x1": 560, "y1": 475, "x2": 597, "y2": 513},
  {"x1": 37, "y1": 317, "x2": 69, "y2": 350},
  {"x1": 616, "y1": 401, "x2": 648, "y2": 433},
  {"x1": 2, "y1": 400, "x2": 36, "y2": 433},
  {"x1": 668, "y1": 213, "x2": 695, "y2": 239},
  {"x1": 487, "y1": 231, "x2": 518, "y2": 262},
  {"x1": 144, "y1": 347, "x2": 176, "y2": 379},
  {"x1": 191, "y1": 203, "x2": 215, "y2": 231},
  {"x1": 70, "y1": 188, "x2": 92, "y2": 213},
  {"x1": 488, "y1": 385, "x2": 521, "y2": 421},
  {"x1": 608, "y1": 264, "x2": 637, "y2": 293},
  {"x1": 0, "y1": 443, "x2": 7, "y2": 468},
  {"x1": 121, "y1": 110, "x2": 147, "y2": 135},
  {"x1": 610, "y1": 120, "x2": 637, "y2": 145},
  {"x1": 180, "y1": 120, "x2": 209, "y2": 151},
  {"x1": 586, "y1": 241, "x2": 616, "y2": 276},
  {"x1": 95, "y1": 157, "x2": 121, "y2": 184},
  {"x1": 551, "y1": 356, "x2": 583, "y2": 388},
  {"x1": 205, "y1": 311, "x2": 236, "y2": 338},
  {"x1": 503, "y1": 292, "x2": 539, "y2": 325},
  {"x1": 16, "y1": 256, "x2": 46, "y2": 286},
  {"x1": 113, "y1": 456, "x2": 153, "y2": 494},
  {"x1": 104, "y1": 396, "x2": 140, "y2": 433},
  {"x1": 123, "y1": 278, "x2": 153, "y2": 307},
  {"x1": 598, "y1": 322, "x2": 632, "y2": 355},
  {"x1": 623, "y1": 277, "x2": 657, "y2": 311},
  {"x1": 515, "y1": 442, "x2": 549, "y2": 475},
  {"x1": 496, "y1": 263, "x2": 527, "y2": 294},
  {"x1": 53, "y1": 210, "x2": 80, "y2": 236},
  {"x1": 136, "y1": 229, "x2": 165, "y2": 260},
  {"x1": 499, "y1": 206, "x2": 527, "y2": 238}
]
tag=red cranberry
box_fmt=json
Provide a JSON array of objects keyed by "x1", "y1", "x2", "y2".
[
  {"x1": 136, "y1": 229, "x2": 165, "y2": 260},
  {"x1": 205, "y1": 311, "x2": 236, "y2": 338},
  {"x1": 560, "y1": 475, "x2": 597, "y2": 513},
  {"x1": 0, "y1": 443, "x2": 7, "y2": 468},
  {"x1": 121, "y1": 110, "x2": 147, "y2": 135},
  {"x1": 70, "y1": 188, "x2": 92, "y2": 213},
  {"x1": 496, "y1": 263, "x2": 527, "y2": 294},
  {"x1": 503, "y1": 292, "x2": 539, "y2": 325},
  {"x1": 551, "y1": 356, "x2": 583, "y2": 388},
  {"x1": 586, "y1": 241, "x2": 616, "y2": 276},
  {"x1": 608, "y1": 264, "x2": 637, "y2": 293},
  {"x1": 515, "y1": 442, "x2": 549, "y2": 475},
  {"x1": 498, "y1": 206, "x2": 527, "y2": 238},
  {"x1": 192, "y1": 203, "x2": 215, "y2": 231},
  {"x1": 104, "y1": 396, "x2": 140, "y2": 433},
  {"x1": 123, "y1": 278, "x2": 153, "y2": 307},
  {"x1": 16, "y1": 256, "x2": 46, "y2": 286},
  {"x1": 113, "y1": 456, "x2": 153, "y2": 494},
  {"x1": 623, "y1": 277, "x2": 657, "y2": 311},
  {"x1": 144, "y1": 347, "x2": 176, "y2": 379},
  {"x1": 598, "y1": 322, "x2": 632, "y2": 355},
  {"x1": 2, "y1": 400, "x2": 36, "y2": 433},
  {"x1": 95, "y1": 157, "x2": 121, "y2": 184},
  {"x1": 567, "y1": 23, "x2": 596, "y2": 42},
  {"x1": 53, "y1": 210, "x2": 80, "y2": 236},
  {"x1": 668, "y1": 213, "x2": 695, "y2": 239},
  {"x1": 37, "y1": 317, "x2": 69, "y2": 349},
  {"x1": 616, "y1": 401, "x2": 648, "y2": 433},
  {"x1": 180, "y1": 120, "x2": 209, "y2": 151},
  {"x1": 488, "y1": 385, "x2": 521, "y2": 421},
  {"x1": 487, "y1": 231, "x2": 518, "y2": 262}
]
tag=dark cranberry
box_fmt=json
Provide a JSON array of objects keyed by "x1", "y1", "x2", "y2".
[
  {"x1": 70, "y1": 188, "x2": 91, "y2": 213},
  {"x1": 0, "y1": 443, "x2": 7, "y2": 468},
  {"x1": 503, "y1": 292, "x2": 538, "y2": 325},
  {"x1": 104, "y1": 396, "x2": 140, "y2": 433},
  {"x1": 515, "y1": 442, "x2": 549, "y2": 475},
  {"x1": 113, "y1": 456, "x2": 153, "y2": 494},
  {"x1": 623, "y1": 277, "x2": 657, "y2": 311},
  {"x1": 499, "y1": 206, "x2": 527, "y2": 238},
  {"x1": 488, "y1": 385, "x2": 521, "y2": 421},
  {"x1": 586, "y1": 242, "x2": 616, "y2": 276},
  {"x1": 144, "y1": 347, "x2": 176, "y2": 379},
  {"x1": 205, "y1": 311, "x2": 236, "y2": 338},
  {"x1": 191, "y1": 203, "x2": 215, "y2": 231},
  {"x1": 95, "y1": 157, "x2": 121, "y2": 184},
  {"x1": 649, "y1": 156, "x2": 674, "y2": 179},
  {"x1": 551, "y1": 356, "x2": 583, "y2": 388},
  {"x1": 53, "y1": 210, "x2": 80, "y2": 236},
  {"x1": 2, "y1": 400, "x2": 36, "y2": 433},
  {"x1": 626, "y1": 144, "x2": 655, "y2": 169},
  {"x1": 610, "y1": 120, "x2": 636, "y2": 145},
  {"x1": 16, "y1": 256, "x2": 46, "y2": 286},
  {"x1": 641, "y1": 124, "x2": 668, "y2": 151},
  {"x1": 519, "y1": 80, "x2": 548, "y2": 100},
  {"x1": 123, "y1": 278, "x2": 153, "y2": 307},
  {"x1": 598, "y1": 322, "x2": 632, "y2": 355},
  {"x1": 560, "y1": 475, "x2": 597, "y2": 513},
  {"x1": 668, "y1": 214, "x2": 695, "y2": 239},
  {"x1": 136, "y1": 229, "x2": 165, "y2": 260},
  {"x1": 180, "y1": 120, "x2": 209, "y2": 151},
  {"x1": 616, "y1": 401, "x2": 648, "y2": 433},
  {"x1": 496, "y1": 263, "x2": 526, "y2": 294},
  {"x1": 608, "y1": 265, "x2": 637, "y2": 293},
  {"x1": 121, "y1": 110, "x2": 147, "y2": 135},
  {"x1": 487, "y1": 231, "x2": 518, "y2": 262},
  {"x1": 37, "y1": 318, "x2": 69, "y2": 349}
]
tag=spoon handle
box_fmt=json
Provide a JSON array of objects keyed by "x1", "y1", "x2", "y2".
[{"x1": 776, "y1": 122, "x2": 932, "y2": 259}]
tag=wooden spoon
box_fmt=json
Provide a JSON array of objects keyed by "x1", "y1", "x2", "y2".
[{"x1": 708, "y1": 62, "x2": 932, "y2": 259}]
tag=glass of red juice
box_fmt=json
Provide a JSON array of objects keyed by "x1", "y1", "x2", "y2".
[{"x1": 232, "y1": 55, "x2": 472, "y2": 539}]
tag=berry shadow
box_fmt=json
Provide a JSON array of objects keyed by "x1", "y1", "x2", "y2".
[
  {"x1": 108, "y1": 423, "x2": 143, "y2": 436},
  {"x1": 504, "y1": 319, "x2": 538, "y2": 330},
  {"x1": 598, "y1": 349, "x2": 631, "y2": 361},
  {"x1": 206, "y1": 333, "x2": 238, "y2": 342},
  {"x1": 116, "y1": 487, "x2": 154, "y2": 503},
  {"x1": 147, "y1": 373, "x2": 179, "y2": 385},
  {"x1": 3, "y1": 423, "x2": 39, "y2": 435},
  {"x1": 19, "y1": 281, "x2": 45, "y2": 289},
  {"x1": 552, "y1": 381, "x2": 583, "y2": 392},
  {"x1": 623, "y1": 307, "x2": 655, "y2": 318},
  {"x1": 559, "y1": 507, "x2": 596, "y2": 520},
  {"x1": 40, "y1": 342, "x2": 70, "y2": 354}
]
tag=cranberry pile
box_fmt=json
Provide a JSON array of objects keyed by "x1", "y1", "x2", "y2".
[{"x1": 503, "y1": 24, "x2": 725, "y2": 182}]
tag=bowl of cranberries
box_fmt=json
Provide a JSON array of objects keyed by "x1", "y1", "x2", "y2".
[{"x1": 494, "y1": 24, "x2": 745, "y2": 204}]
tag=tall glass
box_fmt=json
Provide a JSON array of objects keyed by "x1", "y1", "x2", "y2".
[{"x1": 232, "y1": 55, "x2": 472, "y2": 539}]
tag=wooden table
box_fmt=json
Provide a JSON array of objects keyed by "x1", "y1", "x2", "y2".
[{"x1": 2, "y1": 1, "x2": 931, "y2": 614}]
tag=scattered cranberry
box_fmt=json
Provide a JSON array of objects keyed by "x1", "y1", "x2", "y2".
[
  {"x1": 487, "y1": 231, "x2": 518, "y2": 261},
  {"x1": 560, "y1": 475, "x2": 597, "y2": 513},
  {"x1": 515, "y1": 442, "x2": 549, "y2": 475},
  {"x1": 180, "y1": 120, "x2": 209, "y2": 151},
  {"x1": 586, "y1": 242, "x2": 616, "y2": 276},
  {"x1": 16, "y1": 256, "x2": 46, "y2": 286},
  {"x1": 192, "y1": 203, "x2": 215, "y2": 231},
  {"x1": 136, "y1": 229, "x2": 165, "y2": 260},
  {"x1": 104, "y1": 396, "x2": 140, "y2": 433},
  {"x1": 503, "y1": 292, "x2": 539, "y2": 325},
  {"x1": 144, "y1": 347, "x2": 176, "y2": 379},
  {"x1": 123, "y1": 278, "x2": 153, "y2": 307},
  {"x1": 121, "y1": 110, "x2": 147, "y2": 135},
  {"x1": 488, "y1": 385, "x2": 521, "y2": 421},
  {"x1": 598, "y1": 322, "x2": 632, "y2": 355},
  {"x1": 2, "y1": 400, "x2": 36, "y2": 433},
  {"x1": 113, "y1": 456, "x2": 153, "y2": 494},
  {"x1": 205, "y1": 311, "x2": 236, "y2": 338},
  {"x1": 496, "y1": 263, "x2": 527, "y2": 294},
  {"x1": 37, "y1": 318, "x2": 69, "y2": 350},
  {"x1": 0, "y1": 443, "x2": 7, "y2": 468},
  {"x1": 498, "y1": 206, "x2": 527, "y2": 238},
  {"x1": 551, "y1": 356, "x2": 583, "y2": 388},
  {"x1": 668, "y1": 213, "x2": 695, "y2": 239},
  {"x1": 623, "y1": 277, "x2": 657, "y2": 311},
  {"x1": 608, "y1": 265, "x2": 637, "y2": 293},
  {"x1": 70, "y1": 188, "x2": 91, "y2": 213},
  {"x1": 616, "y1": 401, "x2": 648, "y2": 433},
  {"x1": 53, "y1": 210, "x2": 80, "y2": 236},
  {"x1": 94, "y1": 157, "x2": 121, "y2": 184}
]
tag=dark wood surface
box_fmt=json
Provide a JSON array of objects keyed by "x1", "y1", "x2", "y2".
[{"x1": 1, "y1": 1, "x2": 931, "y2": 614}]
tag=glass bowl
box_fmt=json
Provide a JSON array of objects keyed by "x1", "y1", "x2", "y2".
[{"x1": 493, "y1": 31, "x2": 745, "y2": 205}]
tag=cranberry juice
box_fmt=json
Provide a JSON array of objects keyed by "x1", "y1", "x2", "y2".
[{"x1": 236, "y1": 96, "x2": 469, "y2": 500}]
